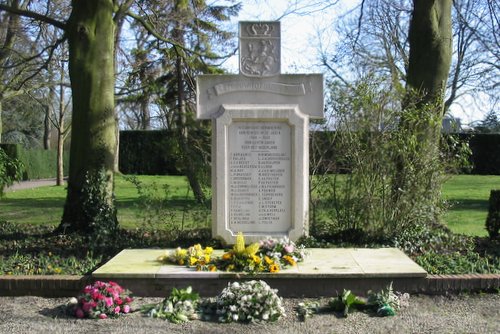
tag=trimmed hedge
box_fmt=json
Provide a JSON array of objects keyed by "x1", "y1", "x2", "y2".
[
  {"x1": 463, "y1": 134, "x2": 500, "y2": 175},
  {"x1": 119, "y1": 130, "x2": 181, "y2": 175},
  {"x1": 118, "y1": 131, "x2": 500, "y2": 175},
  {"x1": 0, "y1": 144, "x2": 69, "y2": 180}
]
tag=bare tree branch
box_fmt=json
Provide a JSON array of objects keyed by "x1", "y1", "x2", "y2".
[{"x1": 0, "y1": 4, "x2": 66, "y2": 30}]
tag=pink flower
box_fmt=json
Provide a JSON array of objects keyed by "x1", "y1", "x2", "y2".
[
  {"x1": 105, "y1": 297, "x2": 114, "y2": 307},
  {"x1": 122, "y1": 305, "x2": 131, "y2": 314},
  {"x1": 99, "y1": 313, "x2": 108, "y2": 319},
  {"x1": 125, "y1": 296, "x2": 133, "y2": 304},
  {"x1": 82, "y1": 302, "x2": 94, "y2": 313},
  {"x1": 75, "y1": 308, "x2": 85, "y2": 319},
  {"x1": 114, "y1": 297, "x2": 123, "y2": 305},
  {"x1": 284, "y1": 244, "x2": 294, "y2": 253},
  {"x1": 114, "y1": 306, "x2": 121, "y2": 314}
]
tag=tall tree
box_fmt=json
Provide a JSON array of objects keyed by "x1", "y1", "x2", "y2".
[{"x1": 0, "y1": 1, "x2": 128, "y2": 232}]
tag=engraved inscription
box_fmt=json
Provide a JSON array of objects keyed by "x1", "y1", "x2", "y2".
[
  {"x1": 228, "y1": 122, "x2": 291, "y2": 233},
  {"x1": 210, "y1": 81, "x2": 306, "y2": 98}
]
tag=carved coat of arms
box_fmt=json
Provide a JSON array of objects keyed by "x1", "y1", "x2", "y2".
[{"x1": 239, "y1": 22, "x2": 280, "y2": 77}]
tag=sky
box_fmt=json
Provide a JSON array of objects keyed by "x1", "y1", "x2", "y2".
[
  {"x1": 223, "y1": 0, "x2": 350, "y2": 74},
  {"x1": 218, "y1": 0, "x2": 488, "y2": 125}
]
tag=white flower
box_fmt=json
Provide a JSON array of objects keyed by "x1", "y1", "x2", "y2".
[{"x1": 232, "y1": 314, "x2": 239, "y2": 321}]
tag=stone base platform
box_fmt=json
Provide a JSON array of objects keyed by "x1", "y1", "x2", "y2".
[{"x1": 92, "y1": 248, "x2": 428, "y2": 297}]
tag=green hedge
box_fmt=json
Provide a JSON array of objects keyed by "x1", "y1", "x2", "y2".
[
  {"x1": 119, "y1": 130, "x2": 181, "y2": 175},
  {"x1": 463, "y1": 133, "x2": 500, "y2": 175},
  {"x1": 310, "y1": 132, "x2": 500, "y2": 175},
  {"x1": 118, "y1": 131, "x2": 500, "y2": 176},
  {"x1": 0, "y1": 144, "x2": 69, "y2": 180}
]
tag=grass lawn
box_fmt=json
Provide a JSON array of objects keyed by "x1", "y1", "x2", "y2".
[{"x1": 1, "y1": 174, "x2": 498, "y2": 236}]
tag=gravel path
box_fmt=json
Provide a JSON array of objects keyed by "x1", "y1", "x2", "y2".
[{"x1": 0, "y1": 294, "x2": 499, "y2": 334}]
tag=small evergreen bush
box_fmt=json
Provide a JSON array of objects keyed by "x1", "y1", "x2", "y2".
[{"x1": 486, "y1": 190, "x2": 500, "y2": 239}]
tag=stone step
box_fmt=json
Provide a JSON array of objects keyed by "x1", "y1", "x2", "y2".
[{"x1": 92, "y1": 248, "x2": 428, "y2": 297}]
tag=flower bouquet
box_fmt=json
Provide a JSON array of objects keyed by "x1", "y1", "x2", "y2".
[
  {"x1": 72, "y1": 280, "x2": 133, "y2": 319},
  {"x1": 216, "y1": 280, "x2": 285, "y2": 323}
]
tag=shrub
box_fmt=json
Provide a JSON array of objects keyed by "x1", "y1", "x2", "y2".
[
  {"x1": 486, "y1": 190, "x2": 500, "y2": 239},
  {"x1": 310, "y1": 77, "x2": 469, "y2": 241},
  {"x1": 0, "y1": 147, "x2": 23, "y2": 197}
]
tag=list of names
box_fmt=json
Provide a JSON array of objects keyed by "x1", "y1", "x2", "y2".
[{"x1": 228, "y1": 121, "x2": 291, "y2": 233}]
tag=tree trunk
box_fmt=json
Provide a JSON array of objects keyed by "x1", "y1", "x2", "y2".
[
  {"x1": 0, "y1": 99, "x2": 2, "y2": 143},
  {"x1": 56, "y1": 73, "x2": 66, "y2": 186},
  {"x1": 406, "y1": 0, "x2": 452, "y2": 110},
  {"x1": 60, "y1": 0, "x2": 117, "y2": 232},
  {"x1": 391, "y1": 0, "x2": 453, "y2": 225},
  {"x1": 173, "y1": 14, "x2": 206, "y2": 204},
  {"x1": 43, "y1": 66, "x2": 55, "y2": 150}
]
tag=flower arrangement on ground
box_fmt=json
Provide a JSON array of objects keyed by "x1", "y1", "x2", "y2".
[
  {"x1": 72, "y1": 281, "x2": 133, "y2": 319},
  {"x1": 142, "y1": 286, "x2": 200, "y2": 323},
  {"x1": 215, "y1": 280, "x2": 285, "y2": 323},
  {"x1": 157, "y1": 233, "x2": 307, "y2": 274}
]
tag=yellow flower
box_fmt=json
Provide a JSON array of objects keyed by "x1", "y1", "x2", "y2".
[
  {"x1": 234, "y1": 232, "x2": 246, "y2": 254},
  {"x1": 269, "y1": 264, "x2": 279, "y2": 273},
  {"x1": 178, "y1": 259, "x2": 185, "y2": 266},
  {"x1": 251, "y1": 254, "x2": 261, "y2": 264},
  {"x1": 227, "y1": 264, "x2": 235, "y2": 271},
  {"x1": 54, "y1": 268, "x2": 62, "y2": 274},
  {"x1": 264, "y1": 256, "x2": 273, "y2": 265},
  {"x1": 283, "y1": 255, "x2": 296, "y2": 266},
  {"x1": 205, "y1": 246, "x2": 214, "y2": 255},
  {"x1": 222, "y1": 252, "x2": 233, "y2": 261},
  {"x1": 204, "y1": 254, "x2": 211, "y2": 263},
  {"x1": 245, "y1": 243, "x2": 261, "y2": 257},
  {"x1": 208, "y1": 265, "x2": 217, "y2": 272},
  {"x1": 189, "y1": 257, "x2": 197, "y2": 266}
]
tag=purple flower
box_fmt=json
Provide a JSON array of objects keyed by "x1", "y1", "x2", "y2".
[{"x1": 75, "y1": 308, "x2": 85, "y2": 319}]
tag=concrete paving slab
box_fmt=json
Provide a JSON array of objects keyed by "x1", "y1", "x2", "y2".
[{"x1": 93, "y1": 248, "x2": 427, "y2": 279}]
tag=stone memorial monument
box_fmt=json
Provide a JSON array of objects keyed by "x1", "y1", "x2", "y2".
[{"x1": 196, "y1": 21, "x2": 323, "y2": 244}]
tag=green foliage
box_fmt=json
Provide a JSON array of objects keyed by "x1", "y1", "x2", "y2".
[
  {"x1": 329, "y1": 289, "x2": 367, "y2": 317},
  {"x1": 486, "y1": 190, "x2": 500, "y2": 239},
  {"x1": 0, "y1": 143, "x2": 69, "y2": 180},
  {"x1": 312, "y1": 77, "x2": 469, "y2": 242},
  {"x1": 325, "y1": 283, "x2": 405, "y2": 319},
  {"x1": 366, "y1": 282, "x2": 400, "y2": 316},
  {"x1": 123, "y1": 175, "x2": 211, "y2": 231},
  {"x1": 464, "y1": 133, "x2": 500, "y2": 175},
  {"x1": 295, "y1": 301, "x2": 321, "y2": 322},
  {"x1": 415, "y1": 250, "x2": 499, "y2": 275},
  {"x1": 0, "y1": 147, "x2": 23, "y2": 197},
  {"x1": 0, "y1": 251, "x2": 101, "y2": 275},
  {"x1": 142, "y1": 286, "x2": 200, "y2": 323},
  {"x1": 119, "y1": 130, "x2": 181, "y2": 175},
  {"x1": 81, "y1": 169, "x2": 118, "y2": 250},
  {"x1": 474, "y1": 110, "x2": 500, "y2": 133}
]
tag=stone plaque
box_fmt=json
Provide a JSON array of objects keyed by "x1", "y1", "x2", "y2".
[
  {"x1": 228, "y1": 121, "x2": 291, "y2": 233},
  {"x1": 239, "y1": 21, "x2": 280, "y2": 77}
]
